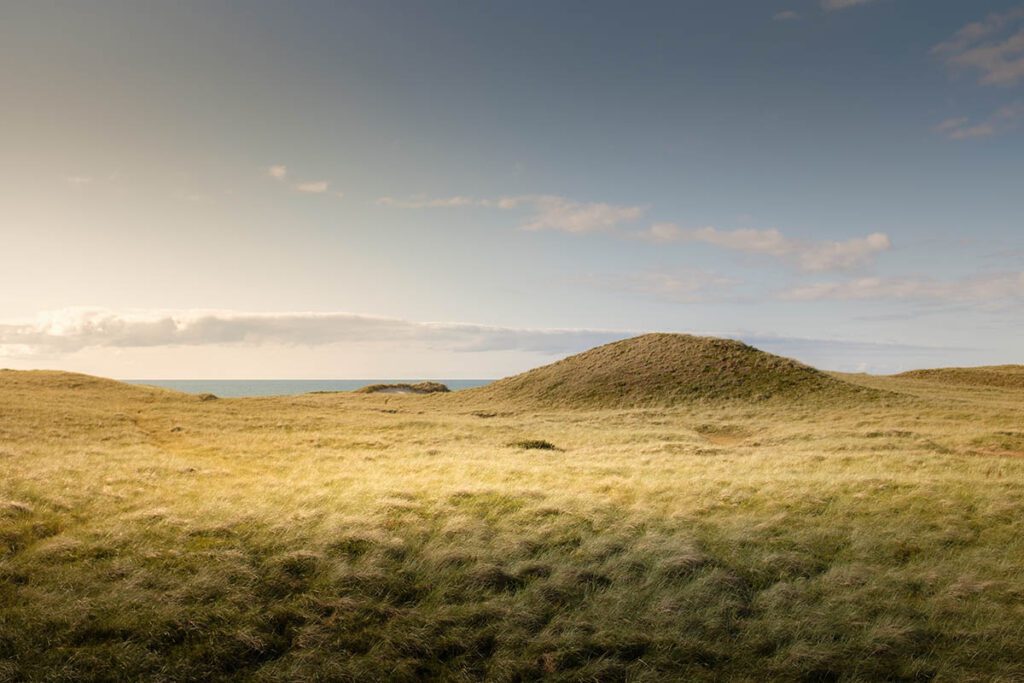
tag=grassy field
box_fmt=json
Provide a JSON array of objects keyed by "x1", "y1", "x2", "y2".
[{"x1": 2, "y1": 356, "x2": 1024, "y2": 680}]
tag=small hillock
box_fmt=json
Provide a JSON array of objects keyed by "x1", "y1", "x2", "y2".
[{"x1": 464, "y1": 333, "x2": 873, "y2": 408}]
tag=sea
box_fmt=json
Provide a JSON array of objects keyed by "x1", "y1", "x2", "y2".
[{"x1": 122, "y1": 379, "x2": 493, "y2": 398}]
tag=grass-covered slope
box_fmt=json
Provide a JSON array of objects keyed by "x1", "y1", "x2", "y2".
[
  {"x1": 467, "y1": 333, "x2": 874, "y2": 408},
  {"x1": 896, "y1": 365, "x2": 1024, "y2": 390}
]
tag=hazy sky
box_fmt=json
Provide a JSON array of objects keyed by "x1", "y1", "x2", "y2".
[{"x1": 2, "y1": 0, "x2": 1022, "y2": 378}]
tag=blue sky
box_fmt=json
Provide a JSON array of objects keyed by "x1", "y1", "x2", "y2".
[{"x1": 1, "y1": 0, "x2": 1022, "y2": 377}]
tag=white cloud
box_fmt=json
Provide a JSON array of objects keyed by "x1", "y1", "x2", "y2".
[
  {"x1": 267, "y1": 165, "x2": 339, "y2": 196},
  {"x1": 641, "y1": 224, "x2": 891, "y2": 272},
  {"x1": 66, "y1": 176, "x2": 93, "y2": 187},
  {"x1": 377, "y1": 193, "x2": 645, "y2": 233},
  {"x1": 781, "y1": 272, "x2": 1024, "y2": 303},
  {"x1": 932, "y1": 116, "x2": 974, "y2": 135},
  {"x1": 773, "y1": 10, "x2": 801, "y2": 21},
  {"x1": 0, "y1": 308, "x2": 631, "y2": 358},
  {"x1": 581, "y1": 270, "x2": 739, "y2": 304},
  {"x1": 932, "y1": 8, "x2": 1024, "y2": 87},
  {"x1": 376, "y1": 195, "x2": 476, "y2": 208},
  {"x1": 295, "y1": 180, "x2": 329, "y2": 194},
  {"x1": 503, "y1": 195, "x2": 645, "y2": 234},
  {"x1": 932, "y1": 102, "x2": 1024, "y2": 139},
  {"x1": 821, "y1": 0, "x2": 879, "y2": 11}
]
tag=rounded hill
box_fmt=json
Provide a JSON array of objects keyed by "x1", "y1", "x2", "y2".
[{"x1": 466, "y1": 333, "x2": 871, "y2": 408}]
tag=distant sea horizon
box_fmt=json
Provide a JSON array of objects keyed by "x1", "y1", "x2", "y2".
[{"x1": 123, "y1": 379, "x2": 494, "y2": 398}]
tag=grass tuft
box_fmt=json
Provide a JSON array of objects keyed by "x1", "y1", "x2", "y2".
[{"x1": 509, "y1": 439, "x2": 560, "y2": 451}]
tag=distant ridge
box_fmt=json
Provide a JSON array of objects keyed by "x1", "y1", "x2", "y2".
[
  {"x1": 464, "y1": 333, "x2": 874, "y2": 408},
  {"x1": 896, "y1": 365, "x2": 1024, "y2": 390}
]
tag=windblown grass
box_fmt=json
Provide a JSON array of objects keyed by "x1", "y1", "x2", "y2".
[{"x1": 1, "y1": 367, "x2": 1023, "y2": 680}]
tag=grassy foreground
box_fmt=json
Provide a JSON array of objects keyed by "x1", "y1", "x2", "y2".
[{"x1": 2, "y1": 369, "x2": 1024, "y2": 681}]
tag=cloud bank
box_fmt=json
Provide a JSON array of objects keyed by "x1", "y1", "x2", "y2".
[
  {"x1": 0, "y1": 309, "x2": 972, "y2": 376},
  {"x1": 0, "y1": 309, "x2": 632, "y2": 358}
]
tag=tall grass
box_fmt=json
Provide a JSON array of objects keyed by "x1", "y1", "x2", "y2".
[{"x1": 1, "y1": 369, "x2": 1023, "y2": 680}]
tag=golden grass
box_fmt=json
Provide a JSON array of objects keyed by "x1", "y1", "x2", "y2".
[{"x1": 2, "y1": 367, "x2": 1024, "y2": 680}]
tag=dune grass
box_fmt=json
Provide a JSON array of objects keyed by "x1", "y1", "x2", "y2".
[{"x1": 2, "y1": 368, "x2": 1024, "y2": 680}]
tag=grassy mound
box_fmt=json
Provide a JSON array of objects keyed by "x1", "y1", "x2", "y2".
[
  {"x1": 466, "y1": 333, "x2": 871, "y2": 408},
  {"x1": 356, "y1": 381, "x2": 450, "y2": 395},
  {"x1": 896, "y1": 365, "x2": 1024, "y2": 390}
]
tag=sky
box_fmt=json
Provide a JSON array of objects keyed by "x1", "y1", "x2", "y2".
[{"x1": 1, "y1": 0, "x2": 1022, "y2": 378}]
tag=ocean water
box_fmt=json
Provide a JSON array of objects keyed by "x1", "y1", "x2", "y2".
[{"x1": 123, "y1": 379, "x2": 493, "y2": 398}]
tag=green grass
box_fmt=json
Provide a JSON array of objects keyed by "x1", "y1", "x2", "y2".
[{"x1": 1, "y1": 365, "x2": 1024, "y2": 681}]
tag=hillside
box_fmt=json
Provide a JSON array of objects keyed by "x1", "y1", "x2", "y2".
[
  {"x1": 465, "y1": 333, "x2": 874, "y2": 408},
  {"x1": 896, "y1": 365, "x2": 1024, "y2": 390}
]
